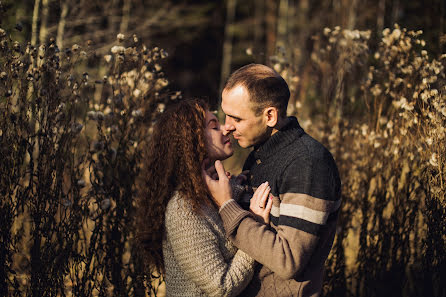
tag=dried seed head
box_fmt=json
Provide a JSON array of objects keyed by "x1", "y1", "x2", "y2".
[
  {"x1": 117, "y1": 33, "x2": 125, "y2": 42},
  {"x1": 131, "y1": 109, "x2": 143, "y2": 118},
  {"x1": 100, "y1": 199, "x2": 111, "y2": 210},
  {"x1": 77, "y1": 179, "x2": 86, "y2": 187},
  {"x1": 13, "y1": 41, "x2": 20, "y2": 52},
  {"x1": 62, "y1": 199, "x2": 72, "y2": 207},
  {"x1": 96, "y1": 111, "x2": 104, "y2": 121},
  {"x1": 111, "y1": 45, "x2": 125, "y2": 54},
  {"x1": 104, "y1": 55, "x2": 112, "y2": 63}
]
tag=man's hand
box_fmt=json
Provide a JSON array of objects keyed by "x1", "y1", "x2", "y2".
[
  {"x1": 202, "y1": 159, "x2": 233, "y2": 207},
  {"x1": 249, "y1": 182, "x2": 273, "y2": 224}
]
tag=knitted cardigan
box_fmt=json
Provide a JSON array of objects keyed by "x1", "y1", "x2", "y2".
[
  {"x1": 163, "y1": 191, "x2": 255, "y2": 297},
  {"x1": 219, "y1": 117, "x2": 342, "y2": 297}
]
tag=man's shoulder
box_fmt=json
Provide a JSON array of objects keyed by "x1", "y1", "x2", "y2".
[{"x1": 280, "y1": 131, "x2": 334, "y2": 165}]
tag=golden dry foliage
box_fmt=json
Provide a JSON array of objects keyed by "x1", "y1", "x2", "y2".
[
  {"x1": 0, "y1": 28, "x2": 174, "y2": 296},
  {"x1": 275, "y1": 25, "x2": 445, "y2": 297}
]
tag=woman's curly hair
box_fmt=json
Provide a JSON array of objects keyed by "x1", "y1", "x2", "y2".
[{"x1": 135, "y1": 99, "x2": 211, "y2": 275}]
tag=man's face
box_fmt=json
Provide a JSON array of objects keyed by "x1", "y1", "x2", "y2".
[{"x1": 221, "y1": 85, "x2": 269, "y2": 148}]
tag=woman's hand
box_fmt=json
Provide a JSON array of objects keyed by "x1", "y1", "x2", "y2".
[
  {"x1": 249, "y1": 182, "x2": 273, "y2": 224},
  {"x1": 202, "y1": 159, "x2": 233, "y2": 208}
]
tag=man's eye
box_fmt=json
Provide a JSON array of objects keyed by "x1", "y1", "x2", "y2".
[{"x1": 234, "y1": 118, "x2": 241, "y2": 123}]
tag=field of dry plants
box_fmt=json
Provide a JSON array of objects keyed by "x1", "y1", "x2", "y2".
[{"x1": 1, "y1": 20, "x2": 445, "y2": 297}]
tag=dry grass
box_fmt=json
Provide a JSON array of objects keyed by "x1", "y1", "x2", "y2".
[
  {"x1": 273, "y1": 25, "x2": 445, "y2": 297},
  {"x1": 0, "y1": 29, "x2": 173, "y2": 296}
]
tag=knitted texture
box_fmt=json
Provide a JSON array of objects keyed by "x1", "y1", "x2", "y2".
[
  {"x1": 163, "y1": 192, "x2": 255, "y2": 297},
  {"x1": 219, "y1": 117, "x2": 341, "y2": 297}
]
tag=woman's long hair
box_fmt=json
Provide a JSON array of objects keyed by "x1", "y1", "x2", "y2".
[{"x1": 136, "y1": 99, "x2": 210, "y2": 274}]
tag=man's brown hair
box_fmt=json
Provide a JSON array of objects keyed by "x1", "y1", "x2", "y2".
[{"x1": 224, "y1": 64, "x2": 290, "y2": 117}]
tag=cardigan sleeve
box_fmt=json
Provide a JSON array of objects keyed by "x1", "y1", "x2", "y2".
[
  {"x1": 165, "y1": 196, "x2": 255, "y2": 297},
  {"x1": 219, "y1": 154, "x2": 341, "y2": 280}
]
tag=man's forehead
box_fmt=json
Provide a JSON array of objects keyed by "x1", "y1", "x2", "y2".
[
  {"x1": 223, "y1": 84, "x2": 247, "y2": 97},
  {"x1": 222, "y1": 85, "x2": 254, "y2": 116}
]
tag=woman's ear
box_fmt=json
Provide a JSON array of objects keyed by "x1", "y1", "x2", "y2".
[{"x1": 264, "y1": 107, "x2": 278, "y2": 128}]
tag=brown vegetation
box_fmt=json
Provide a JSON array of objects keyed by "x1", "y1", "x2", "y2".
[
  {"x1": 0, "y1": 29, "x2": 173, "y2": 296},
  {"x1": 273, "y1": 25, "x2": 445, "y2": 297}
]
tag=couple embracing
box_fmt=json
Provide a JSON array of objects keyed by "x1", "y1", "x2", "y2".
[{"x1": 136, "y1": 64, "x2": 342, "y2": 297}]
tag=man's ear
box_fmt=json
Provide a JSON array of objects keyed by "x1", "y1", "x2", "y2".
[{"x1": 264, "y1": 107, "x2": 278, "y2": 128}]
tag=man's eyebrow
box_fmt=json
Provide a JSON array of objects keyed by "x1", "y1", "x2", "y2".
[{"x1": 227, "y1": 114, "x2": 242, "y2": 120}]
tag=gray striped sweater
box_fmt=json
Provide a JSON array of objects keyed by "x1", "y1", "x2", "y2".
[{"x1": 219, "y1": 116, "x2": 342, "y2": 297}]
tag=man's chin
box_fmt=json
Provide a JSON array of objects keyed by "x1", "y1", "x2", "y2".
[{"x1": 237, "y1": 141, "x2": 250, "y2": 149}]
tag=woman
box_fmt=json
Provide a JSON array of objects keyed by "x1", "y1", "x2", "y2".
[{"x1": 136, "y1": 99, "x2": 272, "y2": 297}]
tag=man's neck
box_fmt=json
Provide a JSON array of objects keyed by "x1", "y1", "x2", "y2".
[{"x1": 271, "y1": 116, "x2": 289, "y2": 136}]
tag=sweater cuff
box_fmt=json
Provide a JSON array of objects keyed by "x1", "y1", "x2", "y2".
[{"x1": 219, "y1": 200, "x2": 252, "y2": 236}]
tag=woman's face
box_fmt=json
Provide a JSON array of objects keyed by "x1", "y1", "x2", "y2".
[{"x1": 204, "y1": 111, "x2": 234, "y2": 161}]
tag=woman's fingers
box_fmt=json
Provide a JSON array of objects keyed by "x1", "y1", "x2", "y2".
[
  {"x1": 252, "y1": 182, "x2": 266, "y2": 201},
  {"x1": 256, "y1": 182, "x2": 270, "y2": 209},
  {"x1": 252, "y1": 181, "x2": 270, "y2": 209},
  {"x1": 259, "y1": 185, "x2": 271, "y2": 209},
  {"x1": 249, "y1": 182, "x2": 273, "y2": 224},
  {"x1": 263, "y1": 196, "x2": 273, "y2": 224}
]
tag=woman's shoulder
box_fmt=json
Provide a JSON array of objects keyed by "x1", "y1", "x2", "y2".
[
  {"x1": 165, "y1": 192, "x2": 218, "y2": 222},
  {"x1": 166, "y1": 191, "x2": 191, "y2": 215}
]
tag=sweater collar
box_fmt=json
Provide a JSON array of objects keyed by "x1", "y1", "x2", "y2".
[{"x1": 253, "y1": 116, "x2": 304, "y2": 160}]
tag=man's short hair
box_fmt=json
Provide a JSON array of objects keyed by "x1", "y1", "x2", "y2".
[{"x1": 224, "y1": 64, "x2": 290, "y2": 117}]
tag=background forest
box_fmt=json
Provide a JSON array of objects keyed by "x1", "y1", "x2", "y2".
[{"x1": 0, "y1": 0, "x2": 445, "y2": 296}]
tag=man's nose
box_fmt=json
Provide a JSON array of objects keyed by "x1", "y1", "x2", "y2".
[{"x1": 223, "y1": 116, "x2": 235, "y2": 136}]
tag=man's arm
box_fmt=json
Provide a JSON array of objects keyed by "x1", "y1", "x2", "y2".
[{"x1": 215, "y1": 155, "x2": 341, "y2": 279}]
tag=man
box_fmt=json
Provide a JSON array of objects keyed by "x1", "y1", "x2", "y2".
[{"x1": 203, "y1": 64, "x2": 341, "y2": 297}]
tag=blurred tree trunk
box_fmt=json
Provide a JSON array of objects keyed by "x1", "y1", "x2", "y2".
[
  {"x1": 265, "y1": 0, "x2": 278, "y2": 58},
  {"x1": 56, "y1": 0, "x2": 69, "y2": 49},
  {"x1": 377, "y1": 0, "x2": 386, "y2": 34},
  {"x1": 276, "y1": 0, "x2": 288, "y2": 50},
  {"x1": 292, "y1": 0, "x2": 311, "y2": 115},
  {"x1": 108, "y1": 0, "x2": 119, "y2": 35},
  {"x1": 119, "y1": 0, "x2": 131, "y2": 34},
  {"x1": 441, "y1": 0, "x2": 445, "y2": 52},
  {"x1": 31, "y1": 0, "x2": 41, "y2": 46},
  {"x1": 346, "y1": 0, "x2": 358, "y2": 29},
  {"x1": 219, "y1": 0, "x2": 237, "y2": 95},
  {"x1": 391, "y1": 0, "x2": 400, "y2": 24},
  {"x1": 39, "y1": 0, "x2": 49, "y2": 44},
  {"x1": 254, "y1": 0, "x2": 264, "y2": 62}
]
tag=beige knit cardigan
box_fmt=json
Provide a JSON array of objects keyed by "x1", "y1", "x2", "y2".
[{"x1": 162, "y1": 192, "x2": 255, "y2": 297}]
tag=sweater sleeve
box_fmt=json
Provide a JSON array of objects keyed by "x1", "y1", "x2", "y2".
[
  {"x1": 165, "y1": 197, "x2": 255, "y2": 297},
  {"x1": 219, "y1": 155, "x2": 341, "y2": 280}
]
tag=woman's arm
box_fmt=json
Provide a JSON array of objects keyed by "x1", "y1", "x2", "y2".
[{"x1": 165, "y1": 195, "x2": 255, "y2": 297}]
